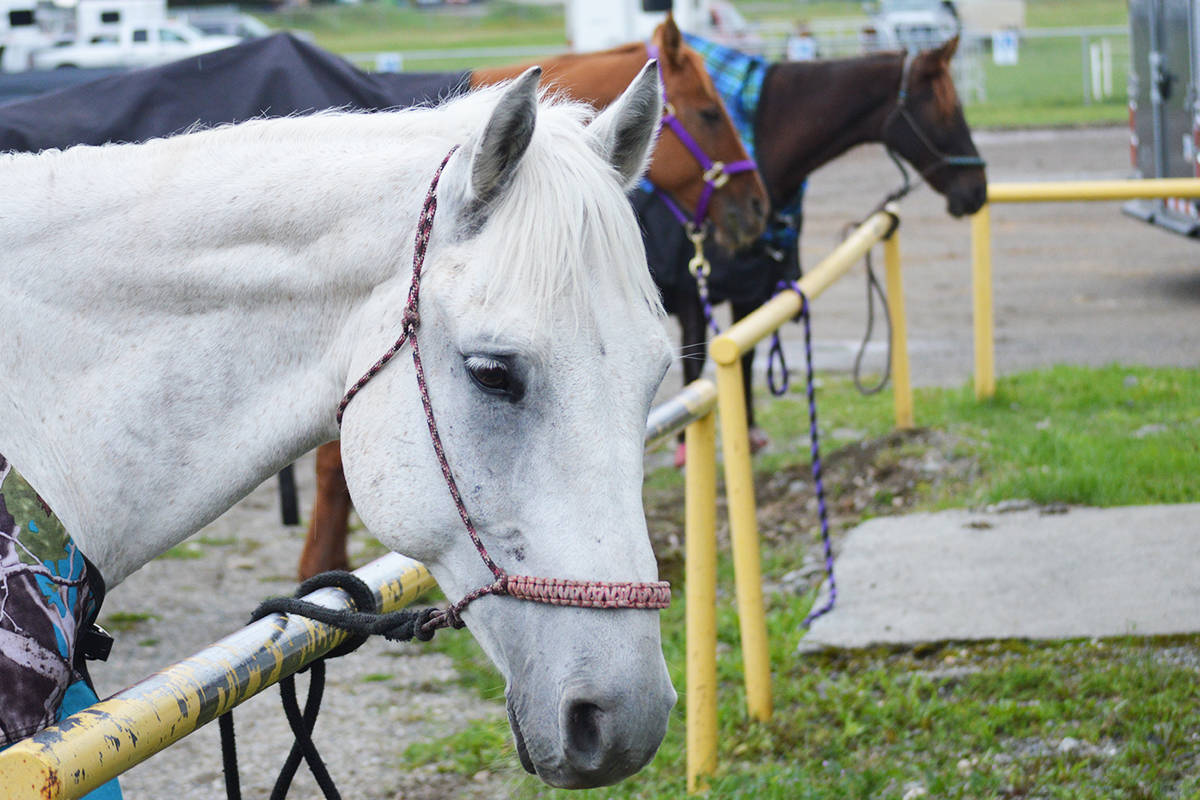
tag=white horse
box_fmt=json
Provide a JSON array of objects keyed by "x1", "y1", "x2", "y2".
[{"x1": 0, "y1": 66, "x2": 676, "y2": 788}]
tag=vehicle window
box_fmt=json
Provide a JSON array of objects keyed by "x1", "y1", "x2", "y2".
[
  {"x1": 159, "y1": 28, "x2": 186, "y2": 43},
  {"x1": 99, "y1": 11, "x2": 120, "y2": 23},
  {"x1": 8, "y1": 10, "x2": 35, "y2": 27},
  {"x1": 132, "y1": 28, "x2": 149, "y2": 43}
]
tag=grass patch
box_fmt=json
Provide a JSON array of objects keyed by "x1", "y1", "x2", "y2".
[
  {"x1": 159, "y1": 541, "x2": 205, "y2": 560},
  {"x1": 101, "y1": 611, "x2": 160, "y2": 632},
  {"x1": 406, "y1": 365, "x2": 1200, "y2": 798}
]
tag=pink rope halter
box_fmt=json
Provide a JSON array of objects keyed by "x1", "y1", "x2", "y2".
[{"x1": 337, "y1": 146, "x2": 671, "y2": 632}]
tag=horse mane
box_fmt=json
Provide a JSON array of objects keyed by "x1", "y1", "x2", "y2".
[{"x1": 3, "y1": 84, "x2": 664, "y2": 325}]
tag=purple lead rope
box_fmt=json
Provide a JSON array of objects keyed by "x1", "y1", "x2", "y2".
[{"x1": 767, "y1": 282, "x2": 836, "y2": 626}]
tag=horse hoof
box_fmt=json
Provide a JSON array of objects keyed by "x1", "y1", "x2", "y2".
[
  {"x1": 749, "y1": 428, "x2": 770, "y2": 454},
  {"x1": 673, "y1": 442, "x2": 687, "y2": 469}
]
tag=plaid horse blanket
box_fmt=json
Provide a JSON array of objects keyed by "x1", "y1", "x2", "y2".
[{"x1": 682, "y1": 32, "x2": 766, "y2": 163}]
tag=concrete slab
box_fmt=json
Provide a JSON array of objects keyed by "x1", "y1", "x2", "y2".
[{"x1": 799, "y1": 504, "x2": 1200, "y2": 651}]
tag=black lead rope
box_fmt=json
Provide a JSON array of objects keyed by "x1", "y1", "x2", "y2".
[
  {"x1": 851, "y1": 233, "x2": 894, "y2": 397},
  {"x1": 219, "y1": 571, "x2": 446, "y2": 800}
]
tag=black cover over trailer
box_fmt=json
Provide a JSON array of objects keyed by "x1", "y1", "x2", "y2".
[{"x1": 1124, "y1": 0, "x2": 1200, "y2": 237}]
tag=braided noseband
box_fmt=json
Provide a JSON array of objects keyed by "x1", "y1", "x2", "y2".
[{"x1": 337, "y1": 146, "x2": 671, "y2": 633}]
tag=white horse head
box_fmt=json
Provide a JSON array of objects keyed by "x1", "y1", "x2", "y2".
[
  {"x1": 0, "y1": 65, "x2": 673, "y2": 787},
  {"x1": 338, "y1": 67, "x2": 676, "y2": 787}
]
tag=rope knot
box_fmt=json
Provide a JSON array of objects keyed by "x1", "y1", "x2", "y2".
[{"x1": 402, "y1": 306, "x2": 421, "y2": 333}]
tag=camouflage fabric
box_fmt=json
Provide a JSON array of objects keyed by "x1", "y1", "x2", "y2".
[{"x1": 0, "y1": 453, "x2": 100, "y2": 746}]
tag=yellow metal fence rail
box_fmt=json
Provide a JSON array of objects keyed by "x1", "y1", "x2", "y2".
[
  {"x1": 971, "y1": 178, "x2": 1200, "y2": 399},
  {"x1": 0, "y1": 553, "x2": 436, "y2": 800}
]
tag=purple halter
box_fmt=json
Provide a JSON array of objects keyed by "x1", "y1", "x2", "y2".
[{"x1": 644, "y1": 43, "x2": 758, "y2": 233}]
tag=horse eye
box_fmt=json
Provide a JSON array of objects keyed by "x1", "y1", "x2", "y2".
[
  {"x1": 465, "y1": 356, "x2": 521, "y2": 400},
  {"x1": 699, "y1": 106, "x2": 723, "y2": 124}
]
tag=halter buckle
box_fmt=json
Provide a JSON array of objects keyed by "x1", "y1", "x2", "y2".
[
  {"x1": 662, "y1": 101, "x2": 677, "y2": 119},
  {"x1": 702, "y1": 161, "x2": 730, "y2": 189},
  {"x1": 686, "y1": 227, "x2": 710, "y2": 279}
]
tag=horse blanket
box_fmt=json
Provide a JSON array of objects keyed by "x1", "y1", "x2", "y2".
[{"x1": 0, "y1": 454, "x2": 105, "y2": 747}]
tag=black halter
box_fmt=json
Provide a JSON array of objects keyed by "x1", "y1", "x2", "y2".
[{"x1": 882, "y1": 48, "x2": 986, "y2": 199}]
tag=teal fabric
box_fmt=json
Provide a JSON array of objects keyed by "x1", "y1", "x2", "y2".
[{"x1": 58, "y1": 681, "x2": 124, "y2": 799}]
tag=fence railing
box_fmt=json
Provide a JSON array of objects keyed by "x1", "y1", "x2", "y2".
[
  {"x1": 0, "y1": 553, "x2": 436, "y2": 799},
  {"x1": 970, "y1": 178, "x2": 1200, "y2": 399}
]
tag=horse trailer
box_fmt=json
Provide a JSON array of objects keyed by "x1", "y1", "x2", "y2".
[{"x1": 1124, "y1": 0, "x2": 1200, "y2": 236}]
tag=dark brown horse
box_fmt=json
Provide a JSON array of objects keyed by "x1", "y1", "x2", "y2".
[
  {"x1": 297, "y1": 17, "x2": 768, "y2": 579},
  {"x1": 640, "y1": 36, "x2": 986, "y2": 461}
]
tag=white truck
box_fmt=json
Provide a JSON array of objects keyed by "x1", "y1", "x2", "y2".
[{"x1": 30, "y1": 18, "x2": 238, "y2": 69}]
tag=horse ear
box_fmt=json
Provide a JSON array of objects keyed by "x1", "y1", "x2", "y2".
[
  {"x1": 655, "y1": 13, "x2": 684, "y2": 68},
  {"x1": 935, "y1": 35, "x2": 959, "y2": 65},
  {"x1": 468, "y1": 66, "x2": 541, "y2": 206},
  {"x1": 587, "y1": 60, "x2": 662, "y2": 191}
]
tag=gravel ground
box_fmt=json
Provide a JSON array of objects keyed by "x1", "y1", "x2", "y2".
[{"x1": 93, "y1": 125, "x2": 1198, "y2": 799}]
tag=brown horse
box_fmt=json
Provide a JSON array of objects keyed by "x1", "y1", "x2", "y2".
[
  {"x1": 638, "y1": 36, "x2": 986, "y2": 460},
  {"x1": 297, "y1": 17, "x2": 768, "y2": 580}
]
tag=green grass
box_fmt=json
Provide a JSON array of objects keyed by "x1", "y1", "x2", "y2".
[
  {"x1": 269, "y1": 1, "x2": 565, "y2": 58},
  {"x1": 966, "y1": 33, "x2": 1131, "y2": 129},
  {"x1": 101, "y1": 611, "x2": 160, "y2": 632},
  {"x1": 403, "y1": 365, "x2": 1200, "y2": 798}
]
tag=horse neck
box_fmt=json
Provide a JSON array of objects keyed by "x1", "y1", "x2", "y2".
[
  {"x1": 0, "y1": 128, "x2": 428, "y2": 582},
  {"x1": 471, "y1": 45, "x2": 644, "y2": 107},
  {"x1": 755, "y1": 54, "x2": 901, "y2": 207}
]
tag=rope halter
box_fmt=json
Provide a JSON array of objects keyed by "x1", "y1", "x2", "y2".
[{"x1": 336, "y1": 146, "x2": 671, "y2": 633}]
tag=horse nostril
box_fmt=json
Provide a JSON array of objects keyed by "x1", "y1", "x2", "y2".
[{"x1": 565, "y1": 700, "x2": 605, "y2": 760}]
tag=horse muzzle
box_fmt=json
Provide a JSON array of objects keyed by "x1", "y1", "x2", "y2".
[{"x1": 505, "y1": 661, "x2": 676, "y2": 788}]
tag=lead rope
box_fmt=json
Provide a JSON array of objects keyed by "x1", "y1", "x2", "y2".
[
  {"x1": 763, "y1": 286, "x2": 836, "y2": 625},
  {"x1": 221, "y1": 145, "x2": 671, "y2": 799}
]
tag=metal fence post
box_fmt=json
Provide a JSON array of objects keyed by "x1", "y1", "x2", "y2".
[
  {"x1": 882, "y1": 229, "x2": 914, "y2": 429},
  {"x1": 684, "y1": 411, "x2": 718, "y2": 794},
  {"x1": 971, "y1": 204, "x2": 996, "y2": 399},
  {"x1": 713, "y1": 359, "x2": 773, "y2": 722}
]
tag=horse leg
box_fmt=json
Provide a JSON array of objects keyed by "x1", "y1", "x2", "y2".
[
  {"x1": 674, "y1": 288, "x2": 708, "y2": 467},
  {"x1": 731, "y1": 298, "x2": 770, "y2": 453},
  {"x1": 298, "y1": 441, "x2": 352, "y2": 580}
]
